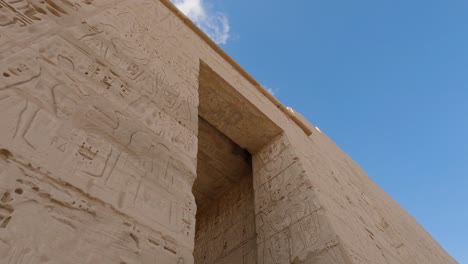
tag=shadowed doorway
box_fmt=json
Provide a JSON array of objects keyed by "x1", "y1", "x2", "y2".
[
  {"x1": 193, "y1": 117, "x2": 256, "y2": 263},
  {"x1": 193, "y1": 62, "x2": 282, "y2": 264}
]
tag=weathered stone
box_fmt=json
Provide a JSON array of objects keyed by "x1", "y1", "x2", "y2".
[{"x1": 0, "y1": 0, "x2": 455, "y2": 263}]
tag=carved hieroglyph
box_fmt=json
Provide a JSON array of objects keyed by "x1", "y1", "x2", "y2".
[
  {"x1": 0, "y1": 0, "x2": 457, "y2": 263},
  {"x1": 0, "y1": 0, "x2": 198, "y2": 263}
]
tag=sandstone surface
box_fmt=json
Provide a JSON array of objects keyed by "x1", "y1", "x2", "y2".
[{"x1": 0, "y1": 0, "x2": 456, "y2": 263}]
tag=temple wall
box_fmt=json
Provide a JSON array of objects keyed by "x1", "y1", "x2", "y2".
[
  {"x1": 252, "y1": 134, "x2": 350, "y2": 264},
  {"x1": 0, "y1": 0, "x2": 199, "y2": 263},
  {"x1": 194, "y1": 174, "x2": 256, "y2": 264},
  {"x1": 293, "y1": 130, "x2": 457, "y2": 264},
  {"x1": 0, "y1": 0, "x2": 456, "y2": 263}
]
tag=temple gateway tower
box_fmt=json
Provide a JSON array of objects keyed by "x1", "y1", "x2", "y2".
[{"x1": 0, "y1": 0, "x2": 455, "y2": 263}]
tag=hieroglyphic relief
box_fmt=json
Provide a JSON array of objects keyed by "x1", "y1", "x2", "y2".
[
  {"x1": 198, "y1": 61, "x2": 283, "y2": 152},
  {"x1": 0, "y1": 0, "x2": 117, "y2": 55},
  {"x1": 257, "y1": 212, "x2": 349, "y2": 264},
  {"x1": 0, "y1": 0, "x2": 100, "y2": 28},
  {"x1": 0, "y1": 0, "x2": 457, "y2": 263},
  {"x1": 0, "y1": 55, "x2": 196, "y2": 250},
  {"x1": 0, "y1": 33, "x2": 196, "y2": 157},
  {"x1": 63, "y1": 2, "x2": 199, "y2": 129},
  {"x1": 257, "y1": 229, "x2": 291, "y2": 264},
  {"x1": 66, "y1": 20, "x2": 197, "y2": 137},
  {"x1": 112, "y1": 0, "x2": 198, "y2": 84},
  {"x1": 253, "y1": 134, "x2": 343, "y2": 263},
  {"x1": 38, "y1": 32, "x2": 195, "y2": 157},
  {"x1": 253, "y1": 134, "x2": 290, "y2": 171},
  {"x1": 194, "y1": 174, "x2": 257, "y2": 264},
  {"x1": 0, "y1": 151, "x2": 193, "y2": 263},
  {"x1": 0, "y1": 0, "x2": 201, "y2": 258}
]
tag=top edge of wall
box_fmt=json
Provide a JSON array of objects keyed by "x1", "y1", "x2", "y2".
[{"x1": 159, "y1": 0, "x2": 313, "y2": 136}]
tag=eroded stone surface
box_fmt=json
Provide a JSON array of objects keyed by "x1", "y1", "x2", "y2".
[
  {"x1": 194, "y1": 174, "x2": 256, "y2": 264},
  {"x1": 0, "y1": 0, "x2": 456, "y2": 263},
  {"x1": 194, "y1": 118, "x2": 251, "y2": 210}
]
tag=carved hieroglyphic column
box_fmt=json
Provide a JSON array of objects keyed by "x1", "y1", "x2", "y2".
[{"x1": 253, "y1": 134, "x2": 351, "y2": 264}]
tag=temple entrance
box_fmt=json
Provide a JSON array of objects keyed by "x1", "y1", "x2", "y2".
[
  {"x1": 193, "y1": 117, "x2": 256, "y2": 263},
  {"x1": 194, "y1": 62, "x2": 282, "y2": 264}
]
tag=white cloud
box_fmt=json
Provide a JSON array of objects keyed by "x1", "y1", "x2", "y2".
[
  {"x1": 265, "y1": 87, "x2": 279, "y2": 96},
  {"x1": 171, "y1": 0, "x2": 230, "y2": 45}
]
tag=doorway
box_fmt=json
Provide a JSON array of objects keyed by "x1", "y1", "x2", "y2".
[
  {"x1": 193, "y1": 117, "x2": 256, "y2": 263},
  {"x1": 193, "y1": 62, "x2": 282, "y2": 264}
]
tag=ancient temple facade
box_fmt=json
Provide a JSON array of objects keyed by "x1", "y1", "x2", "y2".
[{"x1": 0, "y1": 0, "x2": 456, "y2": 263}]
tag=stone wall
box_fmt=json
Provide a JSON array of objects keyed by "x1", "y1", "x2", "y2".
[
  {"x1": 0, "y1": 0, "x2": 199, "y2": 263},
  {"x1": 253, "y1": 134, "x2": 350, "y2": 264},
  {"x1": 295, "y1": 130, "x2": 457, "y2": 264},
  {"x1": 194, "y1": 174, "x2": 256, "y2": 264},
  {"x1": 0, "y1": 0, "x2": 456, "y2": 263}
]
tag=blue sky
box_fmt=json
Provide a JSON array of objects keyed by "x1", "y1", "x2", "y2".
[{"x1": 173, "y1": 0, "x2": 468, "y2": 262}]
